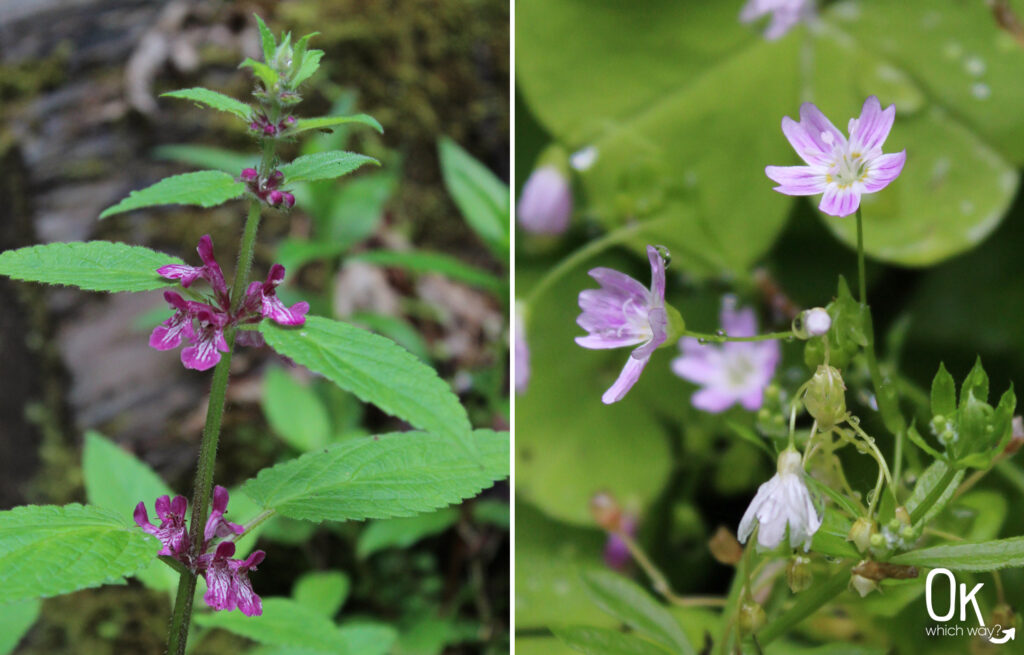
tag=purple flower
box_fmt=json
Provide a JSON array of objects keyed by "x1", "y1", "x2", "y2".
[
  {"x1": 150, "y1": 291, "x2": 196, "y2": 351},
  {"x1": 515, "y1": 304, "x2": 530, "y2": 395},
  {"x1": 517, "y1": 166, "x2": 572, "y2": 235},
  {"x1": 203, "y1": 485, "x2": 245, "y2": 543},
  {"x1": 181, "y1": 306, "x2": 230, "y2": 371},
  {"x1": 576, "y1": 245, "x2": 668, "y2": 405},
  {"x1": 740, "y1": 0, "x2": 815, "y2": 40},
  {"x1": 672, "y1": 297, "x2": 779, "y2": 413},
  {"x1": 134, "y1": 495, "x2": 189, "y2": 557},
  {"x1": 243, "y1": 264, "x2": 310, "y2": 326},
  {"x1": 201, "y1": 542, "x2": 266, "y2": 616},
  {"x1": 766, "y1": 96, "x2": 906, "y2": 218},
  {"x1": 158, "y1": 235, "x2": 229, "y2": 307},
  {"x1": 135, "y1": 485, "x2": 265, "y2": 616}
]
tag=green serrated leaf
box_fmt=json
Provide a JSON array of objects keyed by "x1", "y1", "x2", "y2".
[
  {"x1": 195, "y1": 597, "x2": 396, "y2": 654},
  {"x1": 552, "y1": 626, "x2": 671, "y2": 655},
  {"x1": 0, "y1": 599, "x2": 40, "y2": 655},
  {"x1": 239, "y1": 430, "x2": 508, "y2": 522},
  {"x1": 240, "y1": 58, "x2": 280, "y2": 90},
  {"x1": 356, "y1": 509, "x2": 460, "y2": 559},
  {"x1": 960, "y1": 357, "x2": 990, "y2": 408},
  {"x1": 261, "y1": 367, "x2": 332, "y2": 452},
  {"x1": 0, "y1": 242, "x2": 183, "y2": 293},
  {"x1": 280, "y1": 151, "x2": 378, "y2": 184},
  {"x1": 930, "y1": 363, "x2": 957, "y2": 419},
  {"x1": 350, "y1": 250, "x2": 504, "y2": 293},
  {"x1": 581, "y1": 571, "x2": 694, "y2": 655},
  {"x1": 100, "y1": 171, "x2": 246, "y2": 218},
  {"x1": 291, "y1": 114, "x2": 383, "y2": 136},
  {"x1": 260, "y1": 316, "x2": 472, "y2": 452},
  {"x1": 254, "y1": 14, "x2": 276, "y2": 63},
  {"x1": 161, "y1": 88, "x2": 251, "y2": 120},
  {"x1": 0, "y1": 504, "x2": 158, "y2": 604},
  {"x1": 292, "y1": 49, "x2": 324, "y2": 87},
  {"x1": 293, "y1": 571, "x2": 349, "y2": 618},
  {"x1": 438, "y1": 137, "x2": 510, "y2": 260},
  {"x1": 891, "y1": 536, "x2": 1024, "y2": 571},
  {"x1": 292, "y1": 33, "x2": 318, "y2": 80}
]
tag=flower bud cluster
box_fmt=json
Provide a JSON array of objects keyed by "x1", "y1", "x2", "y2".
[
  {"x1": 241, "y1": 168, "x2": 295, "y2": 208},
  {"x1": 249, "y1": 112, "x2": 296, "y2": 137}
]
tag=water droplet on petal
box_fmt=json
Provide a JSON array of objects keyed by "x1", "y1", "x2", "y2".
[{"x1": 654, "y1": 245, "x2": 671, "y2": 266}]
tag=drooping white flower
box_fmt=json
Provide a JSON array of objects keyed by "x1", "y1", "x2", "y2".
[{"x1": 738, "y1": 449, "x2": 822, "y2": 551}]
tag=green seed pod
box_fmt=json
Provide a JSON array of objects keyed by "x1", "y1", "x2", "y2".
[
  {"x1": 847, "y1": 517, "x2": 875, "y2": 553},
  {"x1": 738, "y1": 601, "x2": 766, "y2": 635},
  {"x1": 787, "y1": 555, "x2": 813, "y2": 593},
  {"x1": 803, "y1": 365, "x2": 847, "y2": 430}
]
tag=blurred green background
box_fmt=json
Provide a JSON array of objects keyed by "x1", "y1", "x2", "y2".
[{"x1": 515, "y1": 1, "x2": 1024, "y2": 653}]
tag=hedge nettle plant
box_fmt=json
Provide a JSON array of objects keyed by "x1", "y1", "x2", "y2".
[{"x1": 0, "y1": 16, "x2": 508, "y2": 654}]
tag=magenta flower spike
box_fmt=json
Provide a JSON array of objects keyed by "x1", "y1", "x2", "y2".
[
  {"x1": 766, "y1": 96, "x2": 906, "y2": 217},
  {"x1": 575, "y1": 245, "x2": 668, "y2": 404},
  {"x1": 203, "y1": 485, "x2": 245, "y2": 543},
  {"x1": 740, "y1": 0, "x2": 815, "y2": 40},
  {"x1": 517, "y1": 166, "x2": 572, "y2": 235},
  {"x1": 671, "y1": 297, "x2": 780, "y2": 413},
  {"x1": 202, "y1": 542, "x2": 266, "y2": 616},
  {"x1": 134, "y1": 495, "x2": 190, "y2": 557}
]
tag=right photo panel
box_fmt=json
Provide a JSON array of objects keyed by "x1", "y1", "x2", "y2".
[{"x1": 514, "y1": 1, "x2": 1024, "y2": 653}]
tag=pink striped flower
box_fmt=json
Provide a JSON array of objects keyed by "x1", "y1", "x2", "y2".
[
  {"x1": 575, "y1": 246, "x2": 668, "y2": 404},
  {"x1": 766, "y1": 96, "x2": 906, "y2": 217}
]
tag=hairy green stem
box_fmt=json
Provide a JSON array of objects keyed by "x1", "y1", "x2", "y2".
[{"x1": 166, "y1": 201, "x2": 263, "y2": 655}]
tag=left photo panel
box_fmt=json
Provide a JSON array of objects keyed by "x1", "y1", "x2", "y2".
[{"x1": 0, "y1": 3, "x2": 510, "y2": 654}]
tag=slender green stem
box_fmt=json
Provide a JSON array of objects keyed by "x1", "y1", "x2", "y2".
[
  {"x1": 524, "y1": 222, "x2": 645, "y2": 309},
  {"x1": 682, "y1": 329, "x2": 794, "y2": 344},
  {"x1": 855, "y1": 208, "x2": 866, "y2": 307},
  {"x1": 166, "y1": 202, "x2": 263, "y2": 655},
  {"x1": 615, "y1": 529, "x2": 725, "y2": 607},
  {"x1": 909, "y1": 466, "x2": 959, "y2": 524}
]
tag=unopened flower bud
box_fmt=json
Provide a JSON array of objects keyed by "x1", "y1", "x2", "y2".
[
  {"x1": 869, "y1": 532, "x2": 885, "y2": 548},
  {"x1": 517, "y1": 166, "x2": 572, "y2": 235},
  {"x1": 787, "y1": 555, "x2": 813, "y2": 593},
  {"x1": 282, "y1": 192, "x2": 295, "y2": 209},
  {"x1": 263, "y1": 124, "x2": 277, "y2": 136},
  {"x1": 850, "y1": 571, "x2": 879, "y2": 597},
  {"x1": 590, "y1": 492, "x2": 623, "y2": 532},
  {"x1": 267, "y1": 190, "x2": 284, "y2": 206},
  {"x1": 738, "y1": 601, "x2": 766, "y2": 635},
  {"x1": 793, "y1": 307, "x2": 832, "y2": 339},
  {"x1": 1003, "y1": 416, "x2": 1024, "y2": 456},
  {"x1": 847, "y1": 517, "x2": 875, "y2": 553},
  {"x1": 266, "y1": 170, "x2": 284, "y2": 189},
  {"x1": 894, "y1": 506, "x2": 911, "y2": 526},
  {"x1": 240, "y1": 168, "x2": 258, "y2": 182},
  {"x1": 803, "y1": 365, "x2": 846, "y2": 430}
]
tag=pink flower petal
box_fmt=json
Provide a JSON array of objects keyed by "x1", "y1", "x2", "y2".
[
  {"x1": 863, "y1": 150, "x2": 906, "y2": 193},
  {"x1": 691, "y1": 387, "x2": 740, "y2": 413},
  {"x1": 849, "y1": 96, "x2": 895, "y2": 154},
  {"x1": 765, "y1": 165, "x2": 827, "y2": 196},
  {"x1": 601, "y1": 354, "x2": 649, "y2": 404},
  {"x1": 646, "y1": 245, "x2": 666, "y2": 303},
  {"x1": 818, "y1": 184, "x2": 861, "y2": 217},
  {"x1": 798, "y1": 102, "x2": 847, "y2": 154},
  {"x1": 587, "y1": 267, "x2": 649, "y2": 304}
]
